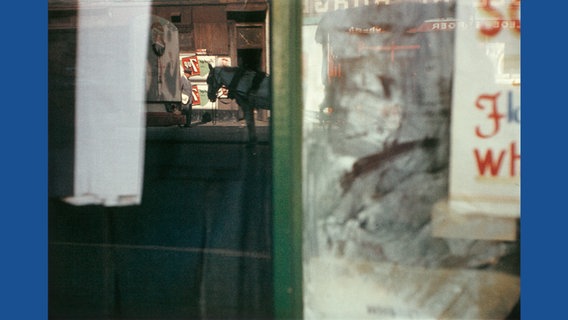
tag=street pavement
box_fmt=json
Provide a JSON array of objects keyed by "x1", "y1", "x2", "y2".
[
  {"x1": 49, "y1": 120, "x2": 274, "y2": 319},
  {"x1": 146, "y1": 118, "x2": 270, "y2": 144}
]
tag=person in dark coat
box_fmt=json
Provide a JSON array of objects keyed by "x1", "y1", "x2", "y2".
[{"x1": 180, "y1": 68, "x2": 193, "y2": 128}]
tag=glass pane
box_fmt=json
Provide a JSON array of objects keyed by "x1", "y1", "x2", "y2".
[
  {"x1": 301, "y1": 1, "x2": 520, "y2": 318},
  {"x1": 48, "y1": 1, "x2": 274, "y2": 318}
]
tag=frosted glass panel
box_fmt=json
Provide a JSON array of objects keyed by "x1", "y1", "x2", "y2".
[{"x1": 301, "y1": 1, "x2": 520, "y2": 318}]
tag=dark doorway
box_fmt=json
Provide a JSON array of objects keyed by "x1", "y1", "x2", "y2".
[{"x1": 238, "y1": 48, "x2": 262, "y2": 71}]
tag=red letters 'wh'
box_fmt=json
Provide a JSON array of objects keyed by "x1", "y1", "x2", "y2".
[{"x1": 474, "y1": 141, "x2": 520, "y2": 177}]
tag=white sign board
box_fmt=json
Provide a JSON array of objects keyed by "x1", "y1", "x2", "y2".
[{"x1": 448, "y1": 0, "x2": 521, "y2": 218}]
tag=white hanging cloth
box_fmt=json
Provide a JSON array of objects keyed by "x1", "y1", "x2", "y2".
[{"x1": 65, "y1": 1, "x2": 152, "y2": 206}]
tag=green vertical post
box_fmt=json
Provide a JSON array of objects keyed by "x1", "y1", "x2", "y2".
[{"x1": 271, "y1": 0, "x2": 303, "y2": 319}]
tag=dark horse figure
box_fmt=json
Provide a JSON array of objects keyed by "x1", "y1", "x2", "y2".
[{"x1": 206, "y1": 63, "x2": 271, "y2": 143}]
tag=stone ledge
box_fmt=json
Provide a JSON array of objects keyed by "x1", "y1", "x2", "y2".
[{"x1": 431, "y1": 199, "x2": 518, "y2": 241}]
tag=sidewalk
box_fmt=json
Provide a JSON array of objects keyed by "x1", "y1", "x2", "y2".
[
  {"x1": 146, "y1": 118, "x2": 271, "y2": 143},
  {"x1": 189, "y1": 118, "x2": 270, "y2": 127}
]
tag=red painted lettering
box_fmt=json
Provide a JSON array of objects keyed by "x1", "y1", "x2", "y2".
[
  {"x1": 508, "y1": 0, "x2": 521, "y2": 35},
  {"x1": 509, "y1": 141, "x2": 520, "y2": 176},
  {"x1": 474, "y1": 148, "x2": 506, "y2": 176},
  {"x1": 475, "y1": 92, "x2": 504, "y2": 138},
  {"x1": 477, "y1": 0, "x2": 521, "y2": 38},
  {"x1": 474, "y1": 142, "x2": 519, "y2": 177},
  {"x1": 478, "y1": 0, "x2": 504, "y2": 37}
]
